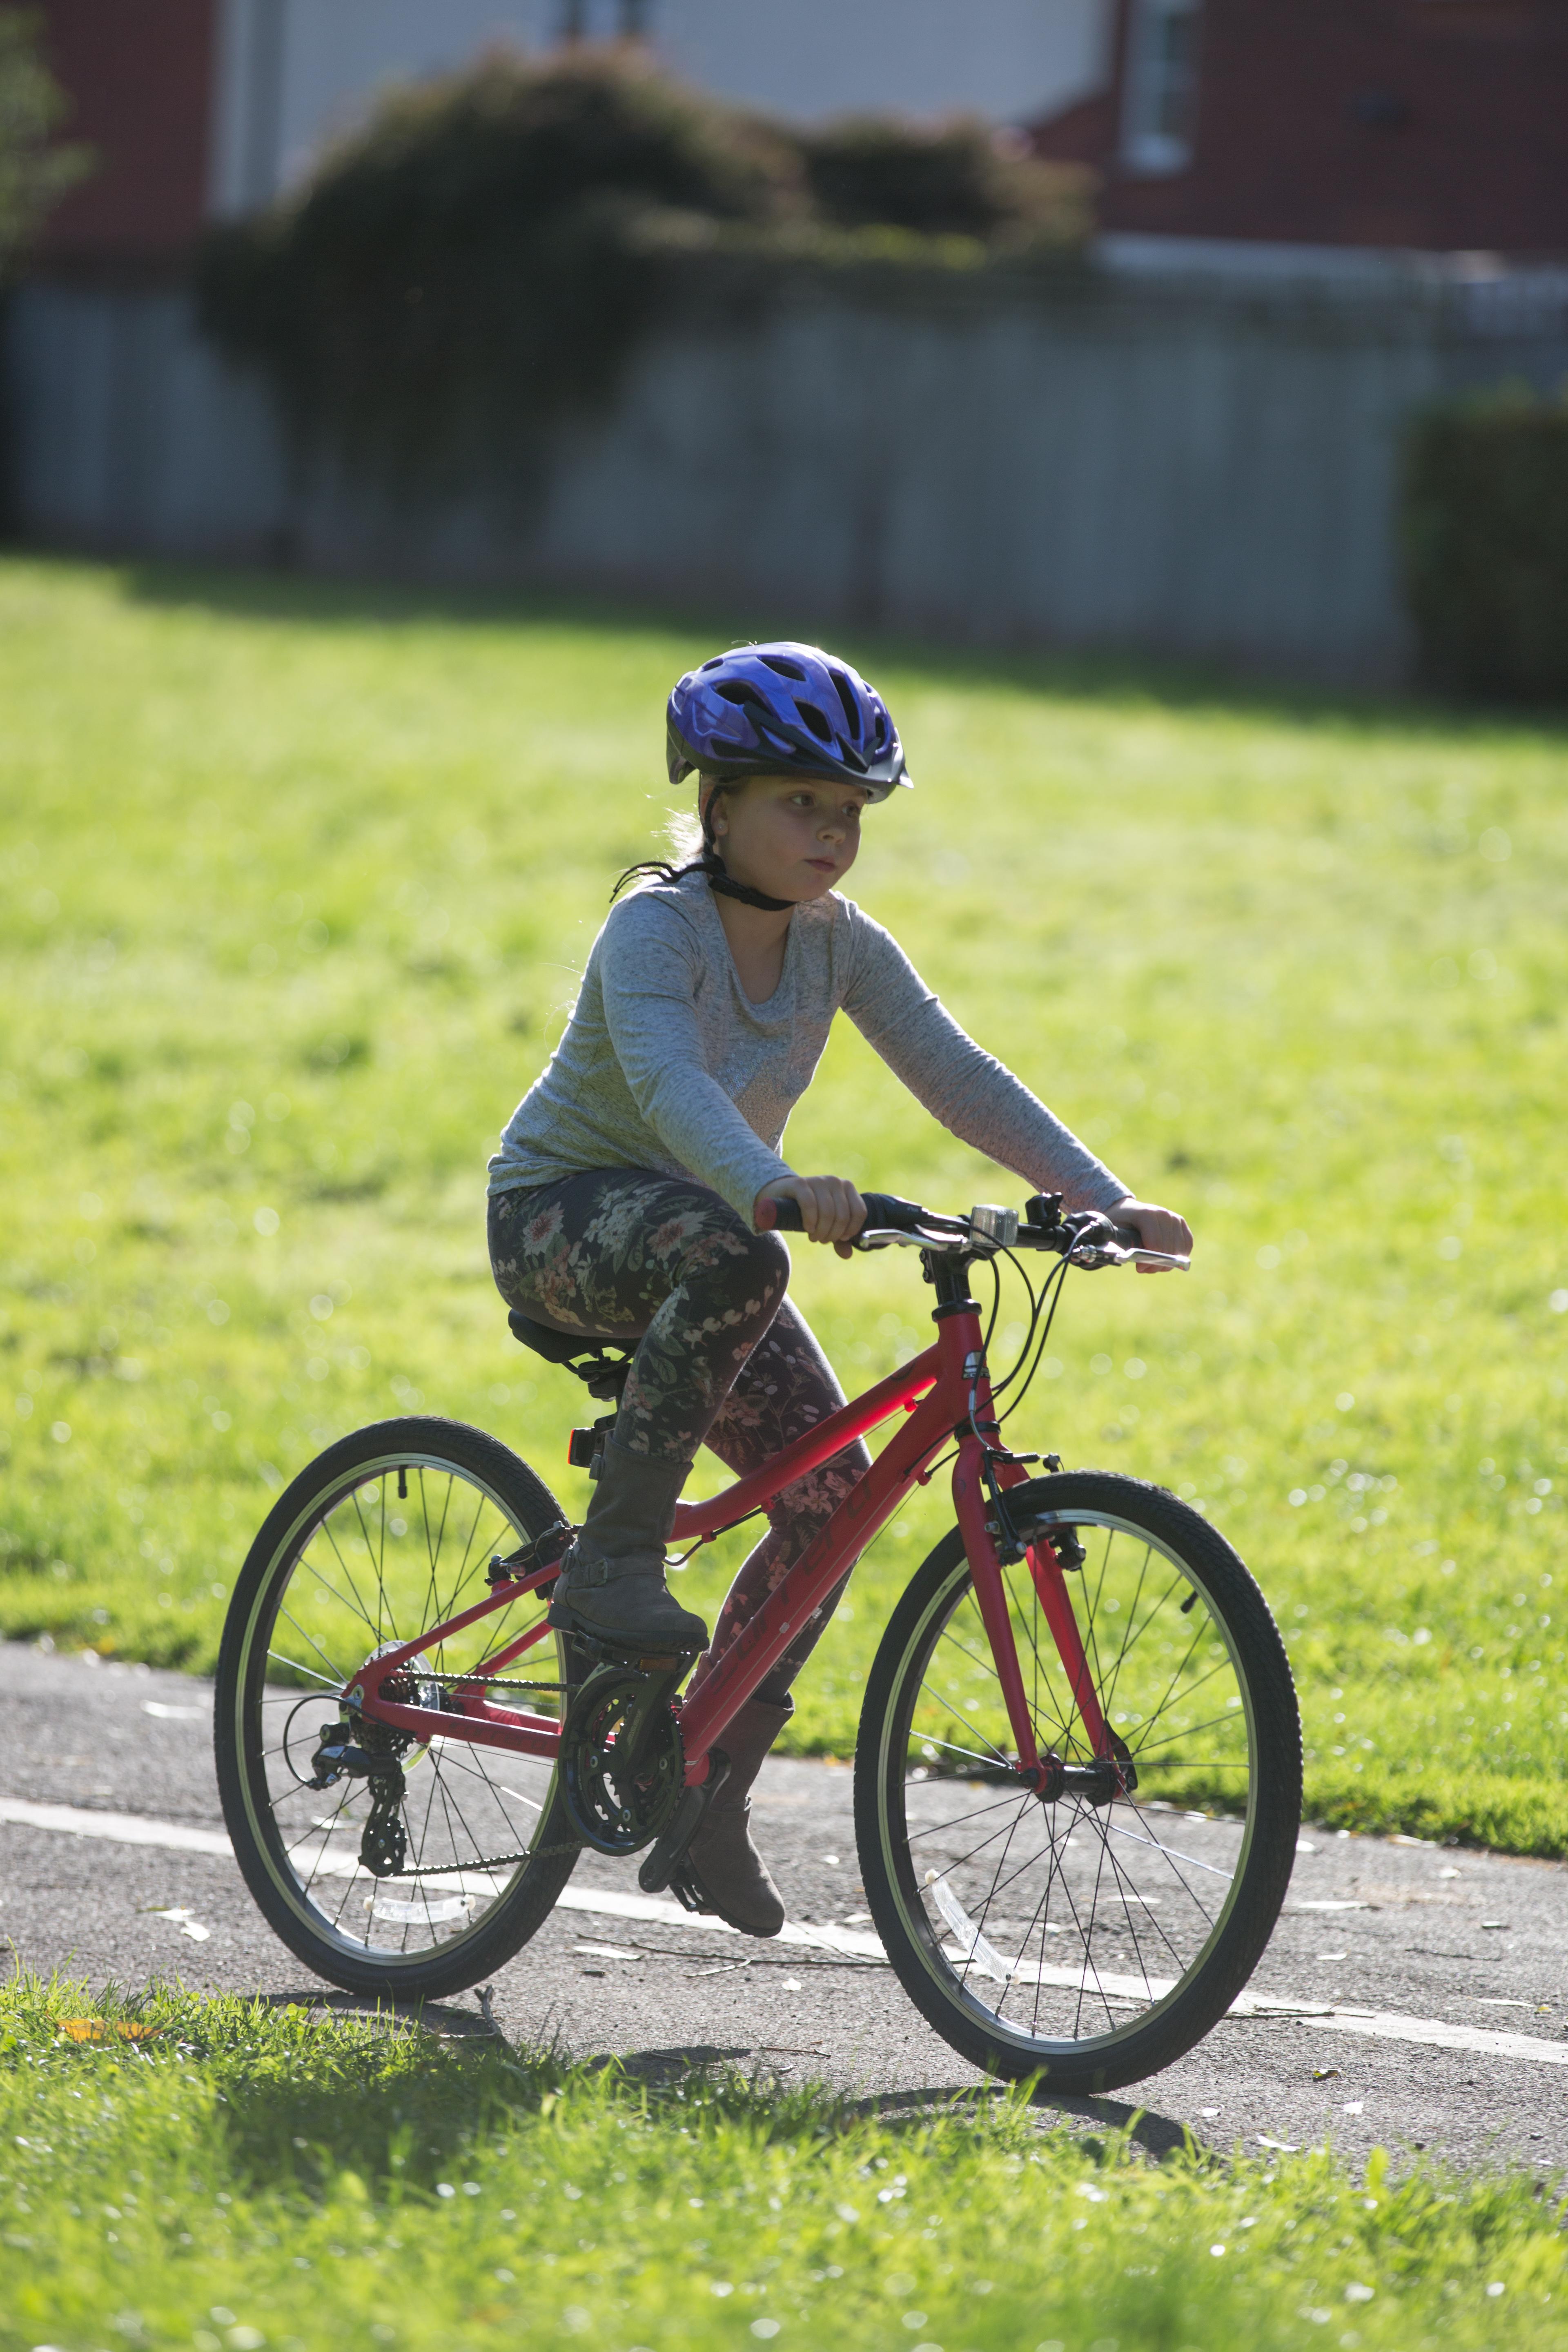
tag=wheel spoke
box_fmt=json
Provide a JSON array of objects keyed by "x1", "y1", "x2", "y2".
[
  {"x1": 904, "y1": 1791, "x2": 1025, "y2": 1842},
  {"x1": 316, "y1": 1510, "x2": 388, "y2": 1646},
  {"x1": 272, "y1": 1611, "x2": 350, "y2": 1685},
  {"x1": 265, "y1": 1649, "x2": 341, "y2": 1689}
]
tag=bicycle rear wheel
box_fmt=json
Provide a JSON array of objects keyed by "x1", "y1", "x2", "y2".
[
  {"x1": 856, "y1": 1471, "x2": 1300, "y2": 2094},
  {"x1": 215, "y1": 1416, "x2": 580, "y2": 2000}
]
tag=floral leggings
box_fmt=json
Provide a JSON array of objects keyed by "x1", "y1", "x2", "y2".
[{"x1": 487, "y1": 1169, "x2": 871, "y2": 1703}]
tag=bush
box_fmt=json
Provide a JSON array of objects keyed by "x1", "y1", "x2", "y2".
[
  {"x1": 0, "y1": 7, "x2": 93, "y2": 278},
  {"x1": 197, "y1": 48, "x2": 1092, "y2": 489},
  {"x1": 1401, "y1": 386, "x2": 1568, "y2": 702},
  {"x1": 198, "y1": 48, "x2": 802, "y2": 484},
  {"x1": 804, "y1": 114, "x2": 1089, "y2": 245}
]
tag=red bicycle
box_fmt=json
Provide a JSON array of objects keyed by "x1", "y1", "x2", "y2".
[{"x1": 216, "y1": 1191, "x2": 1300, "y2": 2093}]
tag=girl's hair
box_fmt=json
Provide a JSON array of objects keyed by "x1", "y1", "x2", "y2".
[{"x1": 611, "y1": 781, "x2": 736, "y2": 902}]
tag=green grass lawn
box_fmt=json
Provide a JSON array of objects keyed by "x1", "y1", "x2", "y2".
[
  {"x1": 2, "y1": 1977, "x2": 1564, "y2": 2352},
  {"x1": 1, "y1": 555, "x2": 1565, "y2": 1850}
]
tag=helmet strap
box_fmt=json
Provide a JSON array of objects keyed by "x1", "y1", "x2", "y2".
[{"x1": 701, "y1": 849, "x2": 796, "y2": 915}]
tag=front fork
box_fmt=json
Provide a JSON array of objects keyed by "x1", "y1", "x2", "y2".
[{"x1": 951, "y1": 1433, "x2": 1120, "y2": 1796}]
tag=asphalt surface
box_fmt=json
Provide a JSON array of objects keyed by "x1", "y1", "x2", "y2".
[{"x1": 3, "y1": 1641, "x2": 1564, "y2": 2172}]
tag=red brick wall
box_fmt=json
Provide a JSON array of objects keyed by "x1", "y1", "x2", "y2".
[
  {"x1": 33, "y1": 0, "x2": 217, "y2": 266},
  {"x1": 1036, "y1": 0, "x2": 1568, "y2": 256}
]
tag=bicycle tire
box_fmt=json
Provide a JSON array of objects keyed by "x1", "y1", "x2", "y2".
[
  {"x1": 215, "y1": 1415, "x2": 581, "y2": 2001},
  {"x1": 855, "y1": 1470, "x2": 1301, "y2": 2094}
]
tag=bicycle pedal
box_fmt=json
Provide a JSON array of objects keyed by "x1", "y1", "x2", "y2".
[
  {"x1": 488, "y1": 1521, "x2": 572, "y2": 1587},
  {"x1": 665, "y1": 1865, "x2": 719, "y2": 1919},
  {"x1": 637, "y1": 1789, "x2": 708, "y2": 1894}
]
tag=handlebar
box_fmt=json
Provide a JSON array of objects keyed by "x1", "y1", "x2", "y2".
[
  {"x1": 756, "y1": 1192, "x2": 1189, "y2": 1272},
  {"x1": 757, "y1": 1190, "x2": 936, "y2": 1238}
]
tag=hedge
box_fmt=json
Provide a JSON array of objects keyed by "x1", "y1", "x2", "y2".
[
  {"x1": 196, "y1": 47, "x2": 1091, "y2": 490},
  {"x1": 1402, "y1": 386, "x2": 1568, "y2": 702}
]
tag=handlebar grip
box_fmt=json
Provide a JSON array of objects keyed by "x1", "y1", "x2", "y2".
[
  {"x1": 756, "y1": 1196, "x2": 804, "y2": 1232},
  {"x1": 757, "y1": 1191, "x2": 920, "y2": 1237},
  {"x1": 860, "y1": 1192, "x2": 926, "y2": 1231}
]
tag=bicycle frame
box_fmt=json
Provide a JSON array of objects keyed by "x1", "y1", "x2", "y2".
[{"x1": 344, "y1": 1257, "x2": 1113, "y2": 1794}]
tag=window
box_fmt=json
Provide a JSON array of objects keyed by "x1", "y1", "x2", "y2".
[{"x1": 1121, "y1": 0, "x2": 1203, "y2": 176}]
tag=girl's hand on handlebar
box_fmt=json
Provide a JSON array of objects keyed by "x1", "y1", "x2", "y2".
[
  {"x1": 1108, "y1": 1197, "x2": 1194, "y2": 1272},
  {"x1": 756, "y1": 1176, "x2": 866, "y2": 1256}
]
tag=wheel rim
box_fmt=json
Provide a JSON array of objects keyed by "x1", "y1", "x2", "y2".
[
  {"x1": 232, "y1": 1449, "x2": 566, "y2": 1971},
  {"x1": 878, "y1": 1512, "x2": 1263, "y2": 2064}
]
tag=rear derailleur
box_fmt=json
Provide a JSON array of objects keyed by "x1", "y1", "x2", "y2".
[{"x1": 308, "y1": 1710, "x2": 413, "y2": 1880}]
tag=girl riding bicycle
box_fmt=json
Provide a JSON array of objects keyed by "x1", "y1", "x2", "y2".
[{"x1": 487, "y1": 643, "x2": 1191, "y2": 1939}]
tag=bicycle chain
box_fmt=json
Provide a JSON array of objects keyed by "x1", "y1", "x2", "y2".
[
  {"x1": 372, "y1": 1674, "x2": 582, "y2": 1875},
  {"x1": 390, "y1": 1836, "x2": 583, "y2": 1877},
  {"x1": 342, "y1": 1688, "x2": 580, "y2": 1877},
  {"x1": 442, "y1": 1677, "x2": 568, "y2": 1695}
]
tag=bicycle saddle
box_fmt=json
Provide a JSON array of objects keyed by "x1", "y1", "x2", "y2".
[{"x1": 506, "y1": 1308, "x2": 633, "y2": 1401}]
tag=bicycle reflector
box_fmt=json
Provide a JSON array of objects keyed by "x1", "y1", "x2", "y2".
[{"x1": 568, "y1": 1414, "x2": 616, "y2": 1477}]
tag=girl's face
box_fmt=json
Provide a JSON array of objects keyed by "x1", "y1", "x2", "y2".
[{"x1": 709, "y1": 776, "x2": 871, "y2": 903}]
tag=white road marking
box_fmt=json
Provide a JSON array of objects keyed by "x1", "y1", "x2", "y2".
[
  {"x1": 0, "y1": 1795, "x2": 885, "y2": 1960},
  {"x1": 5, "y1": 1796, "x2": 1564, "y2": 2065},
  {"x1": 0, "y1": 1796, "x2": 233, "y2": 1856},
  {"x1": 554, "y1": 1882, "x2": 887, "y2": 1960},
  {"x1": 1301, "y1": 2009, "x2": 1568, "y2": 2066},
  {"x1": 1221, "y1": 1992, "x2": 1568, "y2": 2063}
]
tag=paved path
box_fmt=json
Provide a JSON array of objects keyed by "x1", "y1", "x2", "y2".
[{"x1": 3, "y1": 1643, "x2": 1564, "y2": 2171}]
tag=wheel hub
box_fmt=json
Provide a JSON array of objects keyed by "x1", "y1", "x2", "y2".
[{"x1": 1020, "y1": 1736, "x2": 1137, "y2": 1808}]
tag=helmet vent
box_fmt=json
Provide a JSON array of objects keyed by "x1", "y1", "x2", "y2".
[
  {"x1": 838, "y1": 742, "x2": 868, "y2": 774},
  {"x1": 827, "y1": 668, "x2": 862, "y2": 739},
  {"x1": 701, "y1": 656, "x2": 725, "y2": 671},
  {"x1": 760, "y1": 654, "x2": 807, "y2": 681},
  {"x1": 797, "y1": 701, "x2": 834, "y2": 742},
  {"x1": 873, "y1": 710, "x2": 888, "y2": 748},
  {"x1": 714, "y1": 680, "x2": 764, "y2": 707}
]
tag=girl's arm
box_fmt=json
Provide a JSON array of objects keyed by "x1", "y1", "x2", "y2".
[
  {"x1": 842, "y1": 913, "x2": 1192, "y2": 1266},
  {"x1": 842, "y1": 915, "x2": 1129, "y2": 1212}
]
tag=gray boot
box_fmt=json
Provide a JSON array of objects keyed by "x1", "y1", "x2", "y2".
[
  {"x1": 549, "y1": 1437, "x2": 708, "y2": 1652},
  {"x1": 679, "y1": 1690, "x2": 792, "y2": 1938}
]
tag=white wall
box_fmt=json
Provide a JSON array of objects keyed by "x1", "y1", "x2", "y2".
[
  {"x1": 655, "y1": 0, "x2": 1113, "y2": 131},
  {"x1": 209, "y1": 0, "x2": 1114, "y2": 213},
  {"x1": 211, "y1": 0, "x2": 559, "y2": 211}
]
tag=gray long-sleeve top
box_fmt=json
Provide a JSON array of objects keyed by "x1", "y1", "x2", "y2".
[{"x1": 488, "y1": 871, "x2": 1127, "y2": 1221}]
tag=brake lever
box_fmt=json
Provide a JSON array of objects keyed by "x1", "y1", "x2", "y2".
[
  {"x1": 852, "y1": 1225, "x2": 966, "y2": 1253},
  {"x1": 1069, "y1": 1238, "x2": 1191, "y2": 1272}
]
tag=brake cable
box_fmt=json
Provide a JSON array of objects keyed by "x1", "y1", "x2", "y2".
[{"x1": 995, "y1": 1252, "x2": 1071, "y2": 1432}]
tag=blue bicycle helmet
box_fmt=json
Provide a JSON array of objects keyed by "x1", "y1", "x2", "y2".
[{"x1": 667, "y1": 641, "x2": 911, "y2": 798}]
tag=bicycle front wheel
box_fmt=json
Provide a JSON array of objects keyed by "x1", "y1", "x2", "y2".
[
  {"x1": 215, "y1": 1417, "x2": 580, "y2": 2000},
  {"x1": 856, "y1": 1471, "x2": 1300, "y2": 2094}
]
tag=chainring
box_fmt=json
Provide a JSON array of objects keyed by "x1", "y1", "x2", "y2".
[{"x1": 560, "y1": 1664, "x2": 686, "y2": 1857}]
